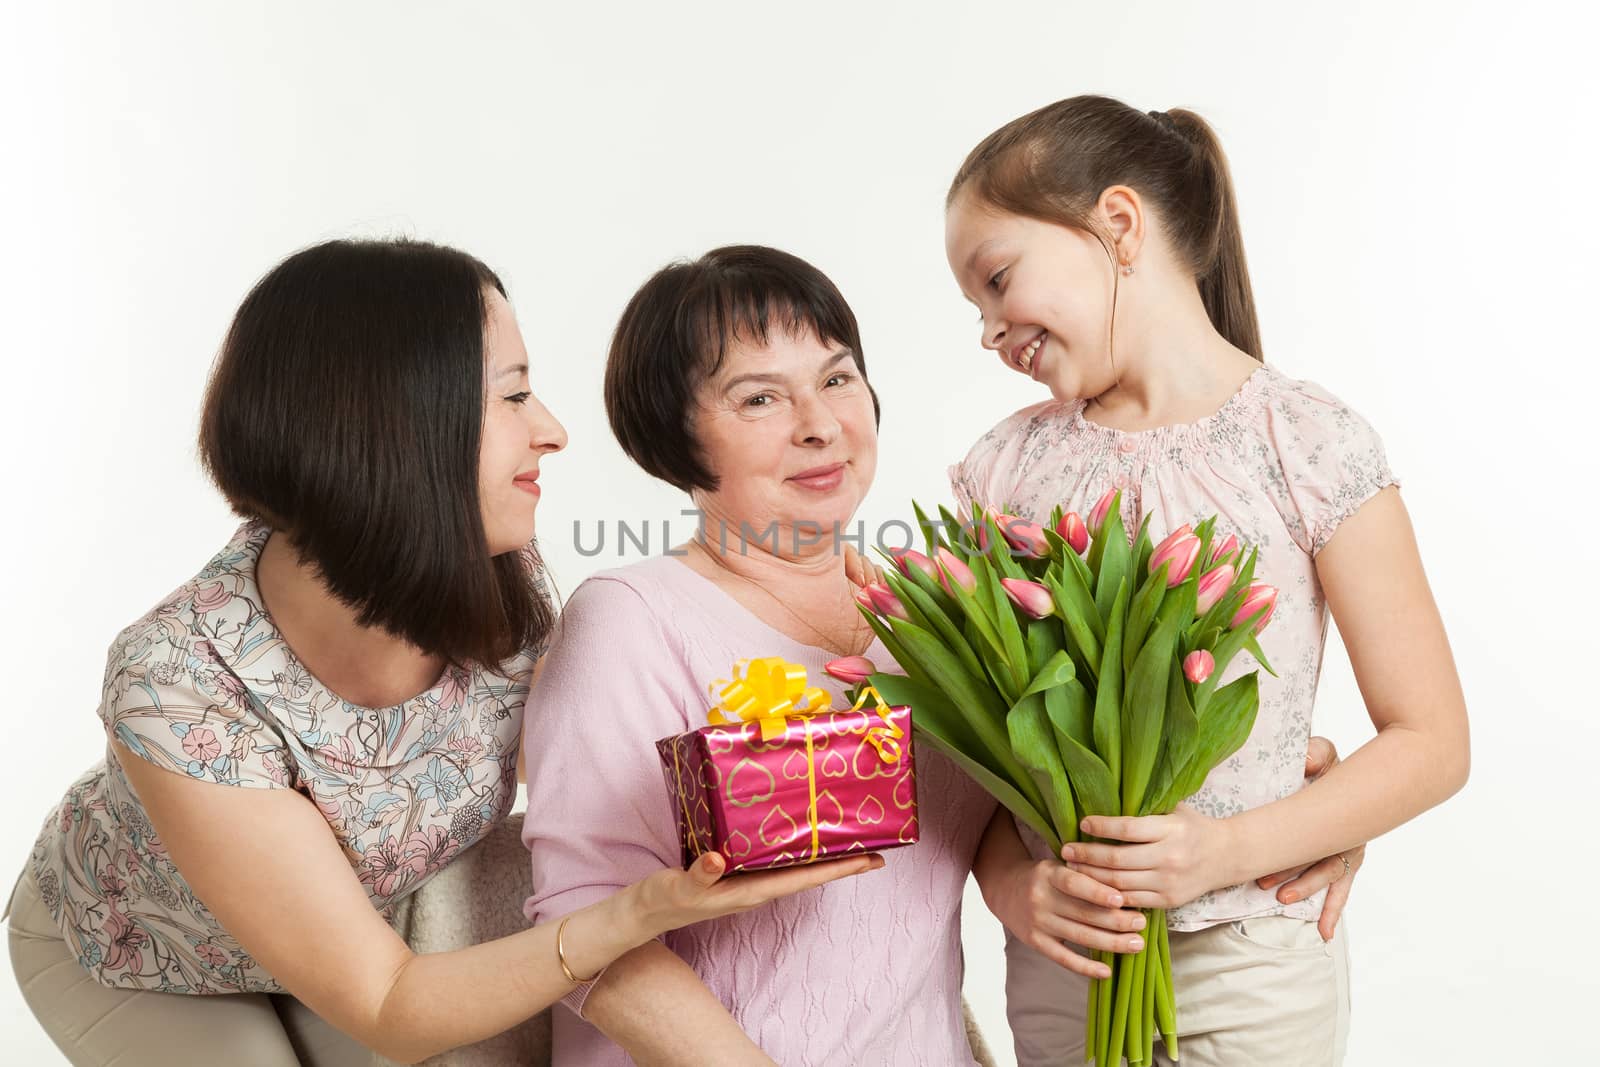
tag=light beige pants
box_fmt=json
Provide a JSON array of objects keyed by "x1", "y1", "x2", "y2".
[
  {"x1": 1004, "y1": 913, "x2": 1351, "y2": 1067},
  {"x1": 7, "y1": 867, "x2": 370, "y2": 1067}
]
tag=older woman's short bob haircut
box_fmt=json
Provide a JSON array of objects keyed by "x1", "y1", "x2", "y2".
[
  {"x1": 199, "y1": 238, "x2": 555, "y2": 670},
  {"x1": 604, "y1": 245, "x2": 880, "y2": 493}
]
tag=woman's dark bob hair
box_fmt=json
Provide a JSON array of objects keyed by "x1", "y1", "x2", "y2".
[
  {"x1": 604, "y1": 244, "x2": 879, "y2": 493},
  {"x1": 199, "y1": 238, "x2": 555, "y2": 670}
]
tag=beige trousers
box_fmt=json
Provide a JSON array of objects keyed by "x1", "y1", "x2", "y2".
[
  {"x1": 1004, "y1": 913, "x2": 1351, "y2": 1067},
  {"x1": 7, "y1": 867, "x2": 369, "y2": 1067}
]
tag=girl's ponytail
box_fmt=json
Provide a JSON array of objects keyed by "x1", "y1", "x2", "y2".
[
  {"x1": 950, "y1": 96, "x2": 1265, "y2": 362},
  {"x1": 1162, "y1": 109, "x2": 1262, "y2": 360}
]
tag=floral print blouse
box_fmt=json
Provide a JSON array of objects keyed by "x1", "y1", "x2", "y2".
[
  {"x1": 27, "y1": 522, "x2": 536, "y2": 993},
  {"x1": 950, "y1": 365, "x2": 1399, "y2": 931}
]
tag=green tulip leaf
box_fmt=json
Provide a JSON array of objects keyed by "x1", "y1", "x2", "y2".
[
  {"x1": 1093, "y1": 578, "x2": 1128, "y2": 782},
  {"x1": 1008, "y1": 693, "x2": 1078, "y2": 842}
]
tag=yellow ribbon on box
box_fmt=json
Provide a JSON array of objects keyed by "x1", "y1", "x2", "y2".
[
  {"x1": 709, "y1": 656, "x2": 832, "y2": 741},
  {"x1": 678, "y1": 658, "x2": 906, "y2": 864}
]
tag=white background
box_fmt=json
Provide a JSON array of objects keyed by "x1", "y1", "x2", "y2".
[{"x1": 2, "y1": 2, "x2": 1595, "y2": 1063}]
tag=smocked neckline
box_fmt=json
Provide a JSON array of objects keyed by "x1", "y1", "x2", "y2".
[{"x1": 1066, "y1": 364, "x2": 1271, "y2": 457}]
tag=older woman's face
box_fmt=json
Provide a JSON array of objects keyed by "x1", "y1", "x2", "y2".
[{"x1": 692, "y1": 328, "x2": 877, "y2": 554}]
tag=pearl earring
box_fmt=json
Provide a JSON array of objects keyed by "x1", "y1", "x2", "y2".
[{"x1": 1121, "y1": 263, "x2": 1135, "y2": 276}]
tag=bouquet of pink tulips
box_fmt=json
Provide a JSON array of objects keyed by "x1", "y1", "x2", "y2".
[{"x1": 832, "y1": 490, "x2": 1278, "y2": 1067}]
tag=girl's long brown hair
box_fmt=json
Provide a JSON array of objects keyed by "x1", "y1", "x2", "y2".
[{"x1": 949, "y1": 95, "x2": 1262, "y2": 361}]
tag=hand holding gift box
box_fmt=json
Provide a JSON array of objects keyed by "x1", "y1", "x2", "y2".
[{"x1": 656, "y1": 657, "x2": 918, "y2": 872}]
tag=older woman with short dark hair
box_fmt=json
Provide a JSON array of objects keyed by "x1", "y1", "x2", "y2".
[{"x1": 521, "y1": 245, "x2": 999, "y2": 1066}]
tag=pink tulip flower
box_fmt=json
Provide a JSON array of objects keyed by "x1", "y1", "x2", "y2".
[
  {"x1": 997, "y1": 514, "x2": 1050, "y2": 558},
  {"x1": 1089, "y1": 488, "x2": 1118, "y2": 533},
  {"x1": 824, "y1": 656, "x2": 877, "y2": 685},
  {"x1": 1231, "y1": 583, "x2": 1278, "y2": 633},
  {"x1": 1183, "y1": 649, "x2": 1215, "y2": 685},
  {"x1": 1055, "y1": 512, "x2": 1089, "y2": 555},
  {"x1": 1000, "y1": 578, "x2": 1055, "y2": 620},
  {"x1": 1148, "y1": 525, "x2": 1201, "y2": 587},
  {"x1": 1195, "y1": 563, "x2": 1236, "y2": 614},
  {"x1": 865, "y1": 583, "x2": 911, "y2": 621},
  {"x1": 935, "y1": 548, "x2": 977, "y2": 595},
  {"x1": 895, "y1": 548, "x2": 939, "y2": 582}
]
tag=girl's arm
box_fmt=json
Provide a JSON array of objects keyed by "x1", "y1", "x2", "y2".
[
  {"x1": 1254, "y1": 739, "x2": 1368, "y2": 940},
  {"x1": 1064, "y1": 488, "x2": 1470, "y2": 908},
  {"x1": 117, "y1": 743, "x2": 878, "y2": 1065}
]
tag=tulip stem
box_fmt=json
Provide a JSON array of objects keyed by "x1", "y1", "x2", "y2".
[
  {"x1": 1097, "y1": 951, "x2": 1114, "y2": 1065},
  {"x1": 1107, "y1": 946, "x2": 1134, "y2": 1066},
  {"x1": 1086, "y1": 960, "x2": 1099, "y2": 1063},
  {"x1": 1126, "y1": 938, "x2": 1146, "y2": 1064},
  {"x1": 1154, "y1": 916, "x2": 1178, "y2": 1060},
  {"x1": 1142, "y1": 918, "x2": 1158, "y2": 1064}
]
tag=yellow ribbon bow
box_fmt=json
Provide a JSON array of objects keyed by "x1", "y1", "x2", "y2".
[{"x1": 708, "y1": 657, "x2": 834, "y2": 742}]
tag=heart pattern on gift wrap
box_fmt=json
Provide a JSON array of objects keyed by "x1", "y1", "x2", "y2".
[
  {"x1": 898, "y1": 815, "x2": 919, "y2": 843},
  {"x1": 819, "y1": 749, "x2": 849, "y2": 778},
  {"x1": 725, "y1": 757, "x2": 776, "y2": 807},
  {"x1": 814, "y1": 789, "x2": 845, "y2": 830},
  {"x1": 705, "y1": 725, "x2": 742, "y2": 754},
  {"x1": 781, "y1": 748, "x2": 812, "y2": 781},
  {"x1": 758, "y1": 803, "x2": 801, "y2": 847},
  {"x1": 892, "y1": 769, "x2": 915, "y2": 811},
  {"x1": 723, "y1": 829, "x2": 753, "y2": 859},
  {"x1": 662, "y1": 739, "x2": 717, "y2": 864},
  {"x1": 856, "y1": 795, "x2": 885, "y2": 826}
]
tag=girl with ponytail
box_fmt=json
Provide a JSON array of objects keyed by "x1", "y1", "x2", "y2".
[{"x1": 947, "y1": 97, "x2": 1469, "y2": 1065}]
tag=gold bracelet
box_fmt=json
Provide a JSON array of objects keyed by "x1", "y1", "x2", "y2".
[{"x1": 556, "y1": 915, "x2": 602, "y2": 984}]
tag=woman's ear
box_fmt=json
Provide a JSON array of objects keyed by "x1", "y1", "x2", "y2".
[{"x1": 1098, "y1": 184, "x2": 1146, "y2": 266}]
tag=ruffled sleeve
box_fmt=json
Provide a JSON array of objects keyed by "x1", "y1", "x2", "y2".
[{"x1": 1260, "y1": 377, "x2": 1399, "y2": 555}]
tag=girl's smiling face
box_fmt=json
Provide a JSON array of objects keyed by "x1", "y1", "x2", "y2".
[{"x1": 945, "y1": 189, "x2": 1126, "y2": 404}]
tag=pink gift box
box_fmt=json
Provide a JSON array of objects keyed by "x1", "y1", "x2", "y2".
[{"x1": 656, "y1": 703, "x2": 919, "y2": 872}]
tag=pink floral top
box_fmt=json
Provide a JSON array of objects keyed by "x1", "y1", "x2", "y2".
[
  {"x1": 26, "y1": 522, "x2": 537, "y2": 993},
  {"x1": 950, "y1": 365, "x2": 1398, "y2": 931}
]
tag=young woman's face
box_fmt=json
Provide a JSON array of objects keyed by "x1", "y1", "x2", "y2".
[
  {"x1": 479, "y1": 288, "x2": 568, "y2": 556},
  {"x1": 944, "y1": 190, "x2": 1122, "y2": 403},
  {"x1": 690, "y1": 327, "x2": 878, "y2": 556}
]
